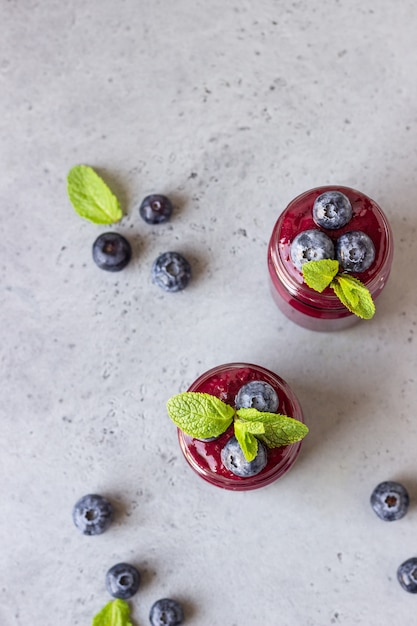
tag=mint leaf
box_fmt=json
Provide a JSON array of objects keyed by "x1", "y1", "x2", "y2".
[
  {"x1": 67, "y1": 164, "x2": 123, "y2": 224},
  {"x1": 331, "y1": 274, "x2": 375, "y2": 319},
  {"x1": 234, "y1": 418, "x2": 265, "y2": 461},
  {"x1": 237, "y1": 408, "x2": 309, "y2": 448},
  {"x1": 302, "y1": 259, "x2": 339, "y2": 292},
  {"x1": 302, "y1": 258, "x2": 376, "y2": 319},
  {"x1": 167, "y1": 392, "x2": 235, "y2": 439},
  {"x1": 92, "y1": 599, "x2": 132, "y2": 626}
]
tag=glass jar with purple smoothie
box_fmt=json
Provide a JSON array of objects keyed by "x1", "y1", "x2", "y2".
[
  {"x1": 267, "y1": 186, "x2": 394, "y2": 331},
  {"x1": 168, "y1": 363, "x2": 307, "y2": 491}
]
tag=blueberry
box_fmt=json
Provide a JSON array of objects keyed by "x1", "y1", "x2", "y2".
[
  {"x1": 313, "y1": 191, "x2": 353, "y2": 230},
  {"x1": 152, "y1": 252, "x2": 191, "y2": 292},
  {"x1": 72, "y1": 494, "x2": 113, "y2": 535},
  {"x1": 149, "y1": 598, "x2": 184, "y2": 626},
  {"x1": 370, "y1": 481, "x2": 409, "y2": 521},
  {"x1": 397, "y1": 558, "x2": 417, "y2": 593},
  {"x1": 290, "y1": 229, "x2": 335, "y2": 271},
  {"x1": 139, "y1": 194, "x2": 173, "y2": 225},
  {"x1": 92, "y1": 232, "x2": 131, "y2": 272},
  {"x1": 221, "y1": 436, "x2": 267, "y2": 477},
  {"x1": 235, "y1": 380, "x2": 279, "y2": 413},
  {"x1": 336, "y1": 231, "x2": 375, "y2": 273},
  {"x1": 105, "y1": 562, "x2": 141, "y2": 599}
]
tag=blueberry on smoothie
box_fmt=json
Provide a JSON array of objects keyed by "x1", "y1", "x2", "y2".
[
  {"x1": 149, "y1": 598, "x2": 184, "y2": 626},
  {"x1": 105, "y1": 562, "x2": 141, "y2": 599},
  {"x1": 92, "y1": 232, "x2": 132, "y2": 272},
  {"x1": 221, "y1": 436, "x2": 267, "y2": 477},
  {"x1": 152, "y1": 251, "x2": 191, "y2": 292},
  {"x1": 290, "y1": 229, "x2": 335, "y2": 271},
  {"x1": 72, "y1": 494, "x2": 113, "y2": 535},
  {"x1": 139, "y1": 194, "x2": 173, "y2": 224},
  {"x1": 370, "y1": 481, "x2": 409, "y2": 521},
  {"x1": 312, "y1": 191, "x2": 353, "y2": 230},
  {"x1": 235, "y1": 380, "x2": 279, "y2": 413},
  {"x1": 397, "y1": 558, "x2": 417, "y2": 593},
  {"x1": 336, "y1": 231, "x2": 375, "y2": 273}
]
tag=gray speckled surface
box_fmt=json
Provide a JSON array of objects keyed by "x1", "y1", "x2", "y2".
[{"x1": 2, "y1": 1, "x2": 417, "y2": 624}]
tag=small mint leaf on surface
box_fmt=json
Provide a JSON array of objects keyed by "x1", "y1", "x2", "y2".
[
  {"x1": 67, "y1": 164, "x2": 123, "y2": 224},
  {"x1": 167, "y1": 392, "x2": 235, "y2": 439},
  {"x1": 331, "y1": 274, "x2": 375, "y2": 319},
  {"x1": 237, "y1": 408, "x2": 309, "y2": 448},
  {"x1": 234, "y1": 418, "x2": 265, "y2": 461},
  {"x1": 92, "y1": 599, "x2": 132, "y2": 626},
  {"x1": 302, "y1": 259, "x2": 340, "y2": 292}
]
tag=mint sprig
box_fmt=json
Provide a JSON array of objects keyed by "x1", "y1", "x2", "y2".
[
  {"x1": 301, "y1": 259, "x2": 339, "y2": 293},
  {"x1": 167, "y1": 391, "x2": 308, "y2": 462},
  {"x1": 67, "y1": 164, "x2": 123, "y2": 224},
  {"x1": 234, "y1": 418, "x2": 265, "y2": 461},
  {"x1": 92, "y1": 599, "x2": 133, "y2": 626},
  {"x1": 302, "y1": 259, "x2": 375, "y2": 319},
  {"x1": 332, "y1": 274, "x2": 375, "y2": 319},
  {"x1": 237, "y1": 408, "x2": 309, "y2": 448},
  {"x1": 167, "y1": 392, "x2": 235, "y2": 439}
]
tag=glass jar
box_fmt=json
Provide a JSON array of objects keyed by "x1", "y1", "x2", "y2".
[
  {"x1": 177, "y1": 363, "x2": 305, "y2": 491},
  {"x1": 267, "y1": 186, "x2": 394, "y2": 331}
]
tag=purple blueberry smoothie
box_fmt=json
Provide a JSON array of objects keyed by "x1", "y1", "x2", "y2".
[
  {"x1": 177, "y1": 363, "x2": 305, "y2": 491},
  {"x1": 267, "y1": 186, "x2": 393, "y2": 331}
]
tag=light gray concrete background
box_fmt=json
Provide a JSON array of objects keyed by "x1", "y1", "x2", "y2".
[{"x1": 2, "y1": 1, "x2": 417, "y2": 624}]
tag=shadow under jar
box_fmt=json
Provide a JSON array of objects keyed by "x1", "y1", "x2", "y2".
[
  {"x1": 177, "y1": 363, "x2": 305, "y2": 491},
  {"x1": 267, "y1": 186, "x2": 394, "y2": 331}
]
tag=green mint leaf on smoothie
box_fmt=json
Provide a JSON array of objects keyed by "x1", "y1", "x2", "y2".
[
  {"x1": 92, "y1": 599, "x2": 133, "y2": 626},
  {"x1": 237, "y1": 408, "x2": 309, "y2": 448},
  {"x1": 167, "y1": 392, "x2": 235, "y2": 439},
  {"x1": 302, "y1": 259, "x2": 339, "y2": 292},
  {"x1": 302, "y1": 259, "x2": 376, "y2": 319},
  {"x1": 331, "y1": 274, "x2": 375, "y2": 319},
  {"x1": 234, "y1": 418, "x2": 265, "y2": 461},
  {"x1": 67, "y1": 164, "x2": 123, "y2": 224}
]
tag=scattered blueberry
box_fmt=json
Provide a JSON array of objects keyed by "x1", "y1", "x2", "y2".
[
  {"x1": 92, "y1": 232, "x2": 132, "y2": 272},
  {"x1": 370, "y1": 481, "x2": 409, "y2": 521},
  {"x1": 72, "y1": 494, "x2": 113, "y2": 535},
  {"x1": 290, "y1": 229, "x2": 335, "y2": 271},
  {"x1": 149, "y1": 598, "x2": 184, "y2": 626},
  {"x1": 152, "y1": 252, "x2": 191, "y2": 292},
  {"x1": 139, "y1": 194, "x2": 173, "y2": 225},
  {"x1": 312, "y1": 190, "x2": 353, "y2": 230},
  {"x1": 336, "y1": 230, "x2": 375, "y2": 273},
  {"x1": 221, "y1": 436, "x2": 267, "y2": 477},
  {"x1": 105, "y1": 562, "x2": 141, "y2": 599},
  {"x1": 235, "y1": 380, "x2": 279, "y2": 413},
  {"x1": 397, "y1": 558, "x2": 417, "y2": 593}
]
